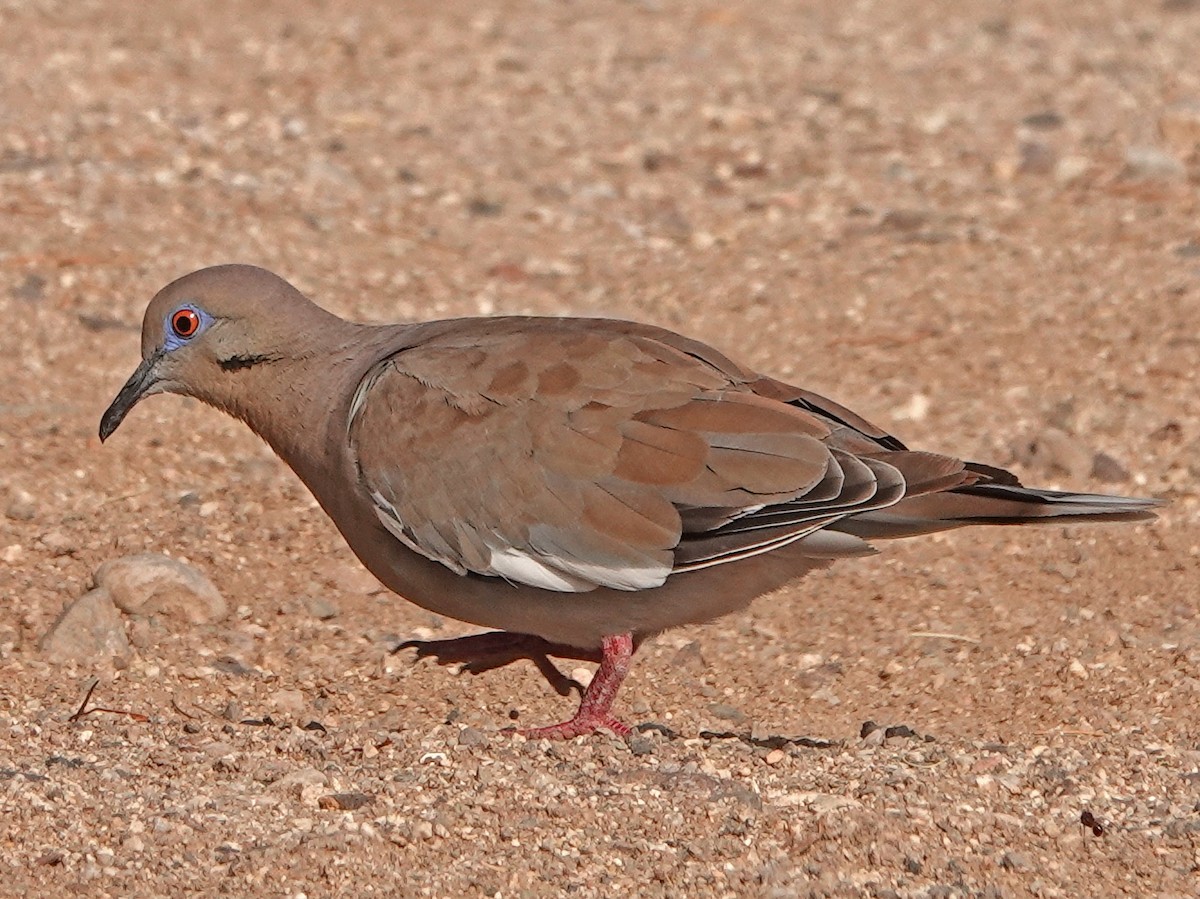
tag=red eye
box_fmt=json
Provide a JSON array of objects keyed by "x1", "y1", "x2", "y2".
[{"x1": 171, "y1": 308, "x2": 200, "y2": 338}]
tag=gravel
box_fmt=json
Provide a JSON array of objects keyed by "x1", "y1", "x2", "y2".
[{"x1": 1, "y1": 0, "x2": 1197, "y2": 896}]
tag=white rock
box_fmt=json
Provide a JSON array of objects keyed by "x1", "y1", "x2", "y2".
[
  {"x1": 94, "y1": 554, "x2": 227, "y2": 625},
  {"x1": 1124, "y1": 145, "x2": 1184, "y2": 180},
  {"x1": 40, "y1": 588, "x2": 129, "y2": 663}
]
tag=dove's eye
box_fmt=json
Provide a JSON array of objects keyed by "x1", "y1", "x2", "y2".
[{"x1": 171, "y1": 308, "x2": 201, "y2": 338}]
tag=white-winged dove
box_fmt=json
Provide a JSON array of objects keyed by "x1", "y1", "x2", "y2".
[{"x1": 100, "y1": 265, "x2": 1158, "y2": 739}]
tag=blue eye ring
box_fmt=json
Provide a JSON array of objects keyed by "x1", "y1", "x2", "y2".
[{"x1": 163, "y1": 304, "x2": 212, "y2": 351}]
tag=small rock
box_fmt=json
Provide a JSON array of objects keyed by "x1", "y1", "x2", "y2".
[
  {"x1": 12, "y1": 273, "x2": 46, "y2": 302},
  {"x1": 1054, "y1": 155, "x2": 1091, "y2": 184},
  {"x1": 1016, "y1": 428, "x2": 1091, "y2": 481},
  {"x1": 1, "y1": 544, "x2": 23, "y2": 564},
  {"x1": 94, "y1": 554, "x2": 227, "y2": 625},
  {"x1": 628, "y1": 735, "x2": 654, "y2": 756},
  {"x1": 457, "y1": 726, "x2": 489, "y2": 748},
  {"x1": 765, "y1": 748, "x2": 786, "y2": 765},
  {"x1": 38, "y1": 528, "x2": 77, "y2": 557},
  {"x1": 1123, "y1": 145, "x2": 1184, "y2": 180},
  {"x1": 328, "y1": 565, "x2": 379, "y2": 596},
  {"x1": 1021, "y1": 110, "x2": 1064, "y2": 130},
  {"x1": 318, "y1": 792, "x2": 372, "y2": 811},
  {"x1": 861, "y1": 725, "x2": 886, "y2": 747},
  {"x1": 201, "y1": 740, "x2": 236, "y2": 759},
  {"x1": 795, "y1": 652, "x2": 823, "y2": 671},
  {"x1": 708, "y1": 703, "x2": 745, "y2": 723},
  {"x1": 5, "y1": 488, "x2": 36, "y2": 521},
  {"x1": 270, "y1": 689, "x2": 305, "y2": 714},
  {"x1": 1150, "y1": 420, "x2": 1183, "y2": 442},
  {"x1": 303, "y1": 595, "x2": 339, "y2": 620},
  {"x1": 893, "y1": 393, "x2": 930, "y2": 422},
  {"x1": 809, "y1": 685, "x2": 840, "y2": 706},
  {"x1": 1017, "y1": 140, "x2": 1056, "y2": 175},
  {"x1": 271, "y1": 767, "x2": 328, "y2": 794},
  {"x1": 1159, "y1": 99, "x2": 1200, "y2": 157},
  {"x1": 1000, "y1": 851, "x2": 1032, "y2": 871},
  {"x1": 280, "y1": 116, "x2": 308, "y2": 140},
  {"x1": 40, "y1": 588, "x2": 129, "y2": 663},
  {"x1": 1090, "y1": 452, "x2": 1130, "y2": 483},
  {"x1": 670, "y1": 640, "x2": 706, "y2": 672},
  {"x1": 880, "y1": 208, "x2": 930, "y2": 231}
]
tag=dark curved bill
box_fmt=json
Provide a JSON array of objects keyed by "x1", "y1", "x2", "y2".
[{"x1": 99, "y1": 352, "x2": 161, "y2": 442}]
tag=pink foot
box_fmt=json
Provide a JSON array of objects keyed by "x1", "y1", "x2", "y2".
[{"x1": 509, "y1": 633, "x2": 636, "y2": 740}]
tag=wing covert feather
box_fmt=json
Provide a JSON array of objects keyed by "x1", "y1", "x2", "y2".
[{"x1": 348, "y1": 321, "x2": 934, "y2": 592}]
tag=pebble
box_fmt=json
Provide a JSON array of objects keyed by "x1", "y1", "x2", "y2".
[
  {"x1": 880, "y1": 208, "x2": 930, "y2": 231},
  {"x1": 1123, "y1": 145, "x2": 1184, "y2": 180},
  {"x1": 318, "y1": 792, "x2": 372, "y2": 811},
  {"x1": 272, "y1": 768, "x2": 328, "y2": 792},
  {"x1": 1017, "y1": 140, "x2": 1056, "y2": 175},
  {"x1": 1054, "y1": 155, "x2": 1091, "y2": 184},
  {"x1": 708, "y1": 703, "x2": 745, "y2": 723},
  {"x1": 40, "y1": 588, "x2": 130, "y2": 663},
  {"x1": 38, "y1": 528, "x2": 77, "y2": 557},
  {"x1": 12, "y1": 273, "x2": 46, "y2": 302},
  {"x1": 457, "y1": 726, "x2": 489, "y2": 748},
  {"x1": 1000, "y1": 850, "x2": 1032, "y2": 871},
  {"x1": 1016, "y1": 428, "x2": 1091, "y2": 481},
  {"x1": 94, "y1": 554, "x2": 227, "y2": 625},
  {"x1": 628, "y1": 736, "x2": 654, "y2": 757},
  {"x1": 270, "y1": 689, "x2": 306, "y2": 714},
  {"x1": 861, "y1": 725, "x2": 887, "y2": 747},
  {"x1": 1021, "y1": 110, "x2": 1063, "y2": 130},
  {"x1": 4, "y1": 488, "x2": 36, "y2": 521},
  {"x1": 809, "y1": 685, "x2": 840, "y2": 706},
  {"x1": 328, "y1": 565, "x2": 379, "y2": 596},
  {"x1": 303, "y1": 595, "x2": 339, "y2": 620},
  {"x1": 1158, "y1": 99, "x2": 1200, "y2": 156},
  {"x1": 1090, "y1": 452, "x2": 1130, "y2": 483}
]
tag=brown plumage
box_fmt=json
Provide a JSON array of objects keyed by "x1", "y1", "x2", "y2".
[{"x1": 100, "y1": 265, "x2": 1159, "y2": 739}]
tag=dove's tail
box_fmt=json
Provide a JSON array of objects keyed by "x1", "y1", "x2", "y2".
[{"x1": 830, "y1": 461, "x2": 1161, "y2": 540}]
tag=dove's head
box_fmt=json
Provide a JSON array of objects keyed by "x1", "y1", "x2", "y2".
[{"x1": 99, "y1": 264, "x2": 333, "y2": 440}]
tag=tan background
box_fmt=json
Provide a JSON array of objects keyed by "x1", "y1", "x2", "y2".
[{"x1": 1, "y1": 1, "x2": 1198, "y2": 895}]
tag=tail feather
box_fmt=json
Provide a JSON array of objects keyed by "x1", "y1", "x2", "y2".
[{"x1": 831, "y1": 481, "x2": 1161, "y2": 540}]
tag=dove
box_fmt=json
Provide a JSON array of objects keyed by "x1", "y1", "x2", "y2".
[{"x1": 100, "y1": 265, "x2": 1158, "y2": 738}]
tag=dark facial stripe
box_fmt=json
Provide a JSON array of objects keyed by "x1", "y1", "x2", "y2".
[{"x1": 218, "y1": 353, "x2": 281, "y2": 372}]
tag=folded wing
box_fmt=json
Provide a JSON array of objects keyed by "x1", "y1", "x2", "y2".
[{"x1": 347, "y1": 320, "x2": 943, "y2": 593}]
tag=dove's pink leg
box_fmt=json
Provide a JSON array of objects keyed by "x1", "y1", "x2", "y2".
[{"x1": 516, "y1": 633, "x2": 635, "y2": 740}]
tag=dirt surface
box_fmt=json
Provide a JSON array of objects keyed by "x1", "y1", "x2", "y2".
[{"x1": 2, "y1": 1, "x2": 1199, "y2": 896}]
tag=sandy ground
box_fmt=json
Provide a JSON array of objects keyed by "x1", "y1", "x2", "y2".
[{"x1": 2, "y1": 0, "x2": 1200, "y2": 895}]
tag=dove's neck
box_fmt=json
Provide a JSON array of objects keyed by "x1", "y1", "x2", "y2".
[{"x1": 214, "y1": 317, "x2": 409, "y2": 497}]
